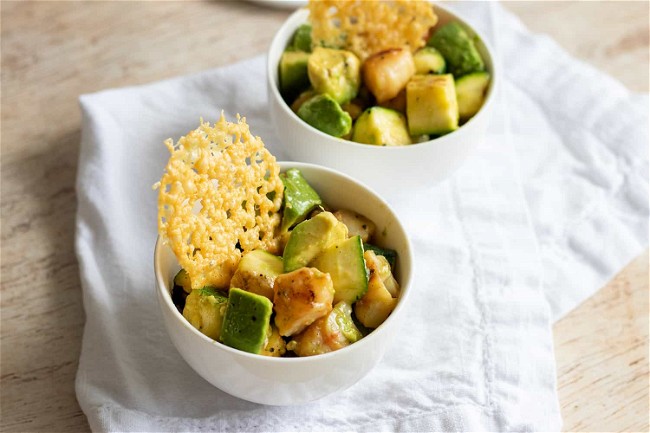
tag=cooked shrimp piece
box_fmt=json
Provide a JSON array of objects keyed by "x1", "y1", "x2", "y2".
[{"x1": 273, "y1": 267, "x2": 334, "y2": 336}]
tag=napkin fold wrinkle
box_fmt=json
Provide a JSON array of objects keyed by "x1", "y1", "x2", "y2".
[{"x1": 74, "y1": 2, "x2": 648, "y2": 432}]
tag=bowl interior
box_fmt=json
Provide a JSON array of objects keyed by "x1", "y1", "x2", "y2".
[
  {"x1": 267, "y1": 4, "x2": 497, "y2": 146},
  {"x1": 155, "y1": 161, "x2": 413, "y2": 360}
]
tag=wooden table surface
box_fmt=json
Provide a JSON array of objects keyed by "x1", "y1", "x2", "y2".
[{"x1": 1, "y1": 1, "x2": 647, "y2": 431}]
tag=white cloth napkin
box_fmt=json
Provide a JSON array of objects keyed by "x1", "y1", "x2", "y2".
[{"x1": 75, "y1": 2, "x2": 648, "y2": 431}]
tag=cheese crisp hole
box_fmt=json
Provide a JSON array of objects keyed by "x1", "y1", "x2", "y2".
[{"x1": 192, "y1": 200, "x2": 203, "y2": 214}]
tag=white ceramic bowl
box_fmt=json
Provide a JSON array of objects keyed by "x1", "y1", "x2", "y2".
[
  {"x1": 267, "y1": 5, "x2": 497, "y2": 196},
  {"x1": 154, "y1": 162, "x2": 413, "y2": 405}
]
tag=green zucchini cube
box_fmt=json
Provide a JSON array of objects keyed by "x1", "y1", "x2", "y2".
[
  {"x1": 352, "y1": 106, "x2": 412, "y2": 146},
  {"x1": 413, "y1": 47, "x2": 447, "y2": 75},
  {"x1": 406, "y1": 74, "x2": 459, "y2": 136},
  {"x1": 279, "y1": 51, "x2": 311, "y2": 101}
]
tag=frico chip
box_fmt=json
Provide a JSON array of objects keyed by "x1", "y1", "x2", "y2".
[
  {"x1": 308, "y1": 0, "x2": 438, "y2": 61},
  {"x1": 156, "y1": 114, "x2": 284, "y2": 289}
]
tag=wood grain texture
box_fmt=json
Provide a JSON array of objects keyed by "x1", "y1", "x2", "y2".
[{"x1": 0, "y1": 2, "x2": 647, "y2": 432}]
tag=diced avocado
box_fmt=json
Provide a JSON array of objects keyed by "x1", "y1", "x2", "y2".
[
  {"x1": 173, "y1": 269, "x2": 192, "y2": 294},
  {"x1": 297, "y1": 94, "x2": 352, "y2": 137},
  {"x1": 291, "y1": 24, "x2": 312, "y2": 52},
  {"x1": 427, "y1": 22, "x2": 485, "y2": 77},
  {"x1": 311, "y1": 235, "x2": 368, "y2": 304},
  {"x1": 363, "y1": 243, "x2": 397, "y2": 270},
  {"x1": 406, "y1": 74, "x2": 459, "y2": 136},
  {"x1": 230, "y1": 250, "x2": 283, "y2": 301},
  {"x1": 331, "y1": 301, "x2": 363, "y2": 343},
  {"x1": 182, "y1": 287, "x2": 228, "y2": 340},
  {"x1": 290, "y1": 89, "x2": 316, "y2": 112},
  {"x1": 413, "y1": 47, "x2": 447, "y2": 74},
  {"x1": 280, "y1": 168, "x2": 323, "y2": 233},
  {"x1": 220, "y1": 288, "x2": 273, "y2": 354},
  {"x1": 307, "y1": 47, "x2": 361, "y2": 104},
  {"x1": 352, "y1": 107, "x2": 412, "y2": 146},
  {"x1": 283, "y1": 211, "x2": 347, "y2": 272},
  {"x1": 455, "y1": 71, "x2": 490, "y2": 120},
  {"x1": 279, "y1": 50, "x2": 311, "y2": 101}
]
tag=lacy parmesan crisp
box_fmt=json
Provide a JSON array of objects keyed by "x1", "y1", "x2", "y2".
[
  {"x1": 308, "y1": 0, "x2": 438, "y2": 61},
  {"x1": 156, "y1": 114, "x2": 284, "y2": 289}
]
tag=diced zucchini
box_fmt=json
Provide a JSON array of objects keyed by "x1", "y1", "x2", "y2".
[
  {"x1": 230, "y1": 250, "x2": 283, "y2": 301},
  {"x1": 283, "y1": 211, "x2": 347, "y2": 272},
  {"x1": 308, "y1": 47, "x2": 361, "y2": 104},
  {"x1": 427, "y1": 22, "x2": 485, "y2": 77},
  {"x1": 220, "y1": 288, "x2": 273, "y2": 354},
  {"x1": 362, "y1": 48, "x2": 415, "y2": 103},
  {"x1": 413, "y1": 47, "x2": 447, "y2": 74},
  {"x1": 280, "y1": 168, "x2": 322, "y2": 233},
  {"x1": 279, "y1": 51, "x2": 311, "y2": 101},
  {"x1": 352, "y1": 106, "x2": 412, "y2": 146},
  {"x1": 406, "y1": 74, "x2": 459, "y2": 136},
  {"x1": 291, "y1": 24, "x2": 312, "y2": 52},
  {"x1": 182, "y1": 287, "x2": 228, "y2": 340},
  {"x1": 261, "y1": 325, "x2": 287, "y2": 357},
  {"x1": 455, "y1": 71, "x2": 490, "y2": 120},
  {"x1": 173, "y1": 269, "x2": 192, "y2": 293},
  {"x1": 311, "y1": 235, "x2": 368, "y2": 304},
  {"x1": 331, "y1": 301, "x2": 363, "y2": 343},
  {"x1": 296, "y1": 94, "x2": 352, "y2": 137}
]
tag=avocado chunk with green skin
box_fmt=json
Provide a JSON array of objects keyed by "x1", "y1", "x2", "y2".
[
  {"x1": 311, "y1": 235, "x2": 368, "y2": 304},
  {"x1": 456, "y1": 71, "x2": 490, "y2": 120},
  {"x1": 413, "y1": 47, "x2": 447, "y2": 75},
  {"x1": 363, "y1": 243, "x2": 397, "y2": 270},
  {"x1": 332, "y1": 301, "x2": 363, "y2": 343},
  {"x1": 352, "y1": 107, "x2": 412, "y2": 146},
  {"x1": 297, "y1": 94, "x2": 352, "y2": 137},
  {"x1": 230, "y1": 250, "x2": 283, "y2": 301},
  {"x1": 308, "y1": 47, "x2": 361, "y2": 104},
  {"x1": 427, "y1": 22, "x2": 485, "y2": 77},
  {"x1": 280, "y1": 168, "x2": 323, "y2": 233},
  {"x1": 280, "y1": 51, "x2": 311, "y2": 102},
  {"x1": 220, "y1": 288, "x2": 273, "y2": 354},
  {"x1": 406, "y1": 74, "x2": 459, "y2": 136},
  {"x1": 283, "y1": 211, "x2": 347, "y2": 273},
  {"x1": 291, "y1": 24, "x2": 312, "y2": 52},
  {"x1": 183, "y1": 287, "x2": 228, "y2": 340}
]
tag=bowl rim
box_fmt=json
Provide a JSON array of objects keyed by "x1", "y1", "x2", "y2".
[
  {"x1": 154, "y1": 161, "x2": 414, "y2": 363},
  {"x1": 266, "y1": 3, "x2": 498, "y2": 151}
]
